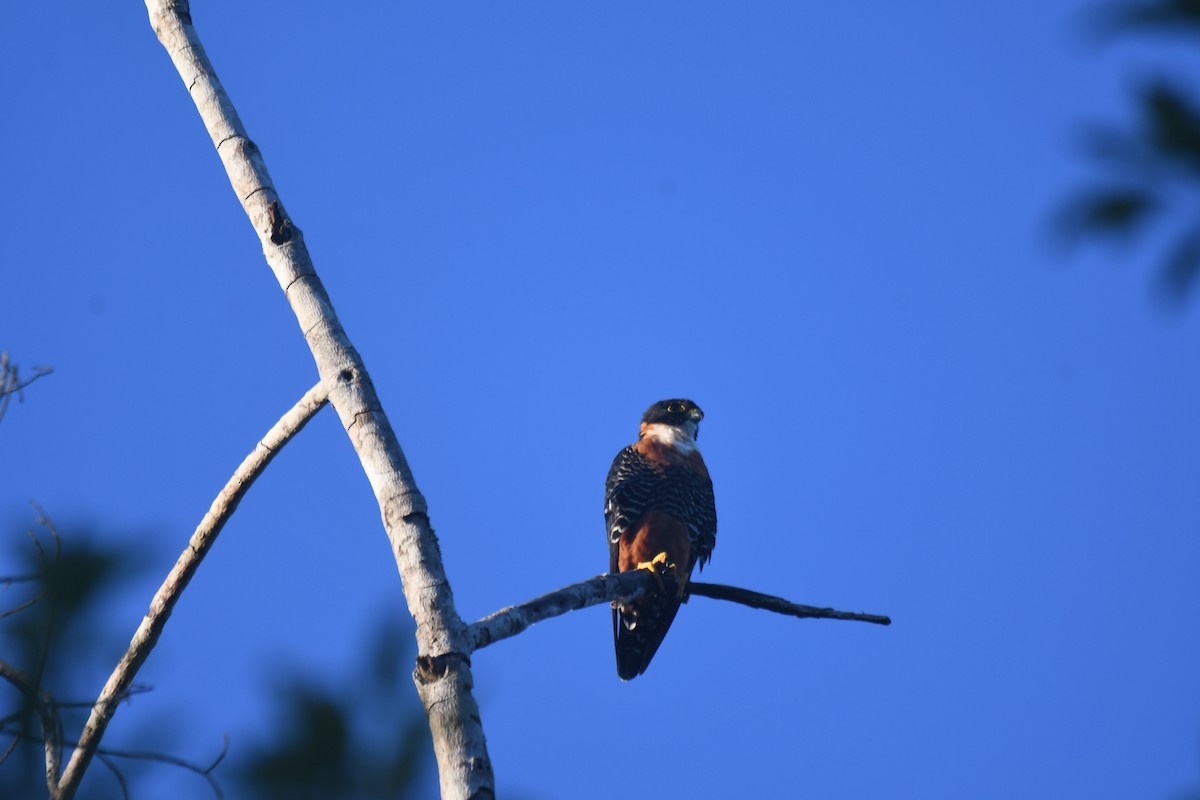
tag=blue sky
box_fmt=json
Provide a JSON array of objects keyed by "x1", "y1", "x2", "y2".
[{"x1": 4, "y1": 1, "x2": 1200, "y2": 798}]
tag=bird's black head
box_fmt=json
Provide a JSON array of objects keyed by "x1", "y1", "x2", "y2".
[{"x1": 641, "y1": 398, "x2": 704, "y2": 428}]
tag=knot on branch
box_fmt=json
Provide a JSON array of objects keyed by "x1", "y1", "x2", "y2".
[
  {"x1": 267, "y1": 200, "x2": 293, "y2": 245},
  {"x1": 414, "y1": 652, "x2": 470, "y2": 684}
]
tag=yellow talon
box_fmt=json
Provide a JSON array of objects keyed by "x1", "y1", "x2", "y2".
[
  {"x1": 635, "y1": 552, "x2": 674, "y2": 593},
  {"x1": 635, "y1": 551, "x2": 670, "y2": 572}
]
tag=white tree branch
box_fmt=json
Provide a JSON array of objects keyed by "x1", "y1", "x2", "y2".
[
  {"x1": 139, "y1": 4, "x2": 494, "y2": 798},
  {"x1": 54, "y1": 382, "x2": 329, "y2": 800},
  {"x1": 468, "y1": 571, "x2": 891, "y2": 653},
  {"x1": 468, "y1": 572, "x2": 648, "y2": 652},
  {"x1": 0, "y1": 660, "x2": 62, "y2": 796}
]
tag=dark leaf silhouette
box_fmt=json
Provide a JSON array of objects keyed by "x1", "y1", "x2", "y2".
[
  {"x1": 1142, "y1": 80, "x2": 1200, "y2": 170},
  {"x1": 0, "y1": 517, "x2": 158, "y2": 799},
  {"x1": 2, "y1": 516, "x2": 431, "y2": 798},
  {"x1": 1093, "y1": 0, "x2": 1200, "y2": 37},
  {"x1": 1061, "y1": 4, "x2": 1200, "y2": 304},
  {"x1": 1059, "y1": 186, "x2": 1160, "y2": 242},
  {"x1": 1154, "y1": 224, "x2": 1200, "y2": 299},
  {"x1": 233, "y1": 614, "x2": 432, "y2": 799}
]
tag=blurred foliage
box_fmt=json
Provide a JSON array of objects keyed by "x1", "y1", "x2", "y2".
[
  {"x1": 1060, "y1": 0, "x2": 1200, "y2": 304},
  {"x1": 232, "y1": 615, "x2": 432, "y2": 800},
  {"x1": 0, "y1": 513, "x2": 156, "y2": 798},
  {"x1": 1, "y1": 513, "x2": 432, "y2": 798},
  {"x1": 1092, "y1": 0, "x2": 1200, "y2": 34}
]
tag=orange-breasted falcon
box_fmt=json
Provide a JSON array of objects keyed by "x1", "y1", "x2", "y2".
[{"x1": 605, "y1": 398, "x2": 717, "y2": 680}]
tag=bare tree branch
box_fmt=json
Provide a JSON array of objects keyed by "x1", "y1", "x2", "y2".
[
  {"x1": 93, "y1": 732, "x2": 228, "y2": 799},
  {"x1": 95, "y1": 754, "x2": 129, "y2": 800},
  {"x1": 46, "y1": 686, "x2": 153, "y2": 711},
  {"x1": 468, "y1": 573, "x2": 649, "y2": 652},
  {"x1": 0, "y1": 716, "x2": 227, "y2": 800},
  {"x1": 468, "y1": 571, "x2": 890, "y2": 653},
  {"x1": 141, "y1": 3, "x2": 494, "y2": 798},
  {"x1": 29, "y1": 510, "x2": 62, "y2": 732},
  {"x1": 0, "y1": 352, "x2": 54, "y2": 424},
  {"x1": 688, "y1": 582, "x2": 892, "y2": 625},
  {"x1": 0, "y1": 730, "x2": 20, "y2": 767},
  {"x1": 1, "y1": 511, "x2": 68, "y2": 790},
  {"x1": 1, "y1": 659, "x2": 205, "y2": 797},
  {"x1": 1, "y1": 575, "x2": 41, "y2": 585},
  {"x1": 0, "y1": 659, "x2": 61, "y2": 796},
  {"x1": 0, "y1": 509, "x2": 64, "y2": 621},
  {"x1": 54, "y1": 382, "x2": 329, "y2": 799}
]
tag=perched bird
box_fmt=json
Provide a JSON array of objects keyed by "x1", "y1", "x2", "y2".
[{"x1": 605, "y1": 399, "x2": 717, "y2": 680}]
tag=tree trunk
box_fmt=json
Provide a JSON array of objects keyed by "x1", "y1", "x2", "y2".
[{"x1": 138, "y1": 3, "x2": 494, "y2": 797}]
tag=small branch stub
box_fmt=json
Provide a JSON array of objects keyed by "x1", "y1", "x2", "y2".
[{"x1": 267, "y1": 200, "x2": 292, "y2": 244}]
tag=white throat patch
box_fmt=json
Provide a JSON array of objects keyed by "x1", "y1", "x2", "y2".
[{"x1": 641, "y1": 421, "x2": 698, "y2": 454}]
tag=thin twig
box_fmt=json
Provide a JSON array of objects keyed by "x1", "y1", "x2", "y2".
[
  {"x1": 3, "y1": 512, "x2": 66, "y2": 790},
  {"x1": 0, "y1": 659, "x2": 62, "y2": 794},
  {"x1": 34, "y1": 502, "x2": 64, "y2": 563},
  {"x1": 51, "y1": 685, "x2": 153, "y2": 710},
  {"x1": 3, "y1": 525, "x2": 51, "y2": 619},
  {"x1": 30, "y1": 512, "x2": 62, "y2": 727},
  {"x1": 0, "y1": 352, "x2": 54, "y2": 423},
  {"x1": 687, "y1": 582, "x2": 891, "y2": 625},
  {"x1": 94, "y1": 732, "x2": 228, "y2": 800},
  {"x1": 1, "y1": 529, "x2": 48, "y2": 619},
  {"x1": 1, "y1": 575, "x2": 42, "y2": 585},
  {"x1": 96, "y1": 754, "x2": 129, "y2": 800},
  {"x1": 54, "y1": 383, "x2": 329, "y2": 800},
  {"x1": 0, "y1": 725, "x2": 228, "y2": 800},
  {"x1": 0, "y1": 731, "x2": 19, "y2": 766},
  {"x1": 0, "y1": 592, "x2": 45, "y2": 620},
  {"x1": 33, "y1": 509, "x2": 67, "y2": 785},
  {"x1": 467, "y1": 571, "x2": 890, "y2": 653}
]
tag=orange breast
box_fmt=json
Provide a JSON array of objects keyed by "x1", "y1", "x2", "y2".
[{"x1": 619, "y1": 511, "x2": 693, "y2": 574}]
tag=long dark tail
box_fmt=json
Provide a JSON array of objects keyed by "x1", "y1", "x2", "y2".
[{"x1": 614, "y1": 590, "x2": 683, "y2": 680}]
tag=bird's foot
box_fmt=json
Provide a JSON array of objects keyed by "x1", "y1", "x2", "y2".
[{"x1": 635, "y1": 551, "x2": 675, "y2": 593}]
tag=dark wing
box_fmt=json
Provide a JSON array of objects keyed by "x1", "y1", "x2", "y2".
[
  {"x1": 605, "y1": 445, "x2": 657, "y2": 569},
  {"x1": 605, "y1": 445, "x2": 657, "y2": 662},
  {"x1": 685, "y1": 461, "x2": 717, "y2": 572}
]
